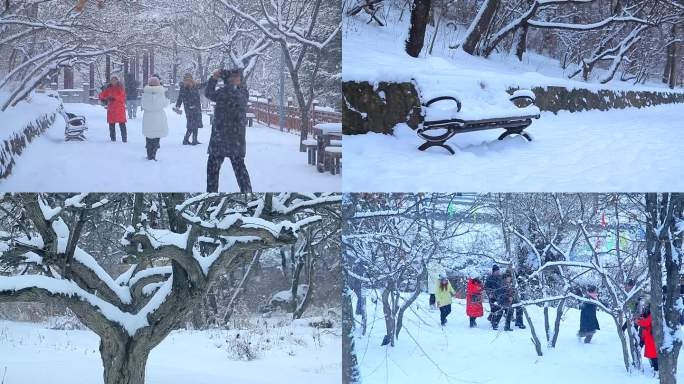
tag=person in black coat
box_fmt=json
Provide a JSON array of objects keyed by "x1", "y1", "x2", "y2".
[
  {"x1": 124, "y1": 73, "x2": 140, "y2": 119},
  {"x1": 204, "y1": 68, "x2": 252, "y2": 193},
  {"x1": 174, "y1": 73, "x2": 204, "y2": 145},
  {"x1": 578, "y1": 284, "x2": 601, "y2": 343},
  {"x1": 485, "y1": 265, "x2": 502, "y2": 327},
  {"x1": 491, "y1": 272, "x2": 524, "y2": 331}
]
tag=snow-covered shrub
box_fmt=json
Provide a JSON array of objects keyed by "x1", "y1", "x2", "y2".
[
  {"x1": 47, "y1": 313, "x2": 85, "y2": 331},
  {"x1": 227, "y1": 332, "x2": 258, "y2": 361}
]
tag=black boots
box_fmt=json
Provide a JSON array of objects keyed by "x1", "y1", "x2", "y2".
[
  {"x1": 145, "y1": 138, "x2": 160, "y2": 160},
  {"x1": 469, "y1": 318, "x2": 477, "y2": 328},
  {"x1": 183, "y1": 128, "x2": 200, "y2": 145}
]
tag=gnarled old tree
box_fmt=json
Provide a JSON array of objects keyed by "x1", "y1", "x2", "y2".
[{"x1": 0, "y1": 192, "x2": 340, "y2": 384}]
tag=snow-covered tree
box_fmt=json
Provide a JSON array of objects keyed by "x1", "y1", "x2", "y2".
[
  {"x1": 645, "y1": 193, "x2": 684, "y2": 384},
  {"x1": 0, "y1": 192, "x2": 340, "y2": 384}
]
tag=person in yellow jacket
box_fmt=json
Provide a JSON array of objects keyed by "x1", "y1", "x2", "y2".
[{"x1": 436, "y1": 273, "x2": 456, "y2": 326}]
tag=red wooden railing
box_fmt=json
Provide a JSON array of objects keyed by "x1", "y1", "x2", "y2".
[{"x1": 249, "y1": 98, "x2": 341, "y2": 133}]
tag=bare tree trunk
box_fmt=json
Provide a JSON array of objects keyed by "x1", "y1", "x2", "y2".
[
  {"x1": 646, "y1": 193, "x2": 684, "y2": 384},
  {"x1": 550, "y1": 298, "x2": 564, "y2": 347},
  {"x1": 515, "y1": 24, "x2": 528, "y2": 61},
  {"x1": 543, "y1": 305, "x2": 550, "y2": 342},
  {"x1": 461, "y1": 0, "x2": 499, "y2": 55},
  {"x1": 668, "y1": 25, "x2": 678, "y2": 89},
  {"x1": 613, "y1": 316, "x2": 631, "y2": 372},
  {"x1": 405, "y1": 0, "x2": 432, "y2": 57},
  {"x1": 100, "y1": 335, "x2": 151, "y2": 384},
  {"x1": 381, "y1": 282, "x2": 396, "y2": 346},
  {"x1": 395, "y1": 272, "x2": 425, "y2": 338},
  {"x1": 343, "y1": 284, "x2": 361, "y2": 383},
  {"x1": 522, "y1": 307, "x2": 543, "y2": 356}
]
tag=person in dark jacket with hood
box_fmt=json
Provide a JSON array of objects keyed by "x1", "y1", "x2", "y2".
[
  {"x1": 204, "y1": 68, "x2": 252, "y2": 193},
  {"x1": 485, "y1": 265, "x2": 502, "y2": 326},
  {"x1": 124, "y1": 73, "x2": 140, "y2": 119},
  {"x1": 491, "y1": 272, "x2": 524, "y2": 331},
  {"x1": 174, "y1": 73, "x2": 203, "y2": 145},
  {"x1": 578, "y1": 285, "x2": 601, "y2": 343}
]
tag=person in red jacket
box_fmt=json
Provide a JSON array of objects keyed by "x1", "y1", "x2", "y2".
[
  {"x1": 99, "y1": 76, "x2": 128, "y2": 142},
  {"x1": 466, "y1": 277, "x2": 484, "y2": 328},
  {"x1": 636, "y1": 304, "x2": 658, "y2": 374}
]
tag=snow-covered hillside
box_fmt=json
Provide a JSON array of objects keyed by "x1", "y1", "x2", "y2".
[
  {"x1": 343, "y1": 8, "x2": 681, "y2": 92},
  {"x1": 0, "y1": 316, "x2": 340, "y2": 384},
  {"x1": 342, "y1": 9, "x2": 684, "y2": 192},
  {"x1": 353, "y1": 291, "x2": 679, "y2": 384}
]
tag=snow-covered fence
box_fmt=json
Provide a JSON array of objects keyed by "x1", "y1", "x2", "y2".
[
  {"x1": 343, "y1": 80, "x2": 684, "y2": 135},
  {"x1": 0, "y1": 92, "x2": 61, "y2": 179},
  {"x1": 249, "y1": 99, "x2": 341, "y2": 132}
]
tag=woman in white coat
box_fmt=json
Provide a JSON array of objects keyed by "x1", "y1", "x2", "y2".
[{"x1": 141, "y1": 77, "x2": 169, "y2": 160}]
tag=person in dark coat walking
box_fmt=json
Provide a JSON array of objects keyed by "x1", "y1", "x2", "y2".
[
  {"x1": 124, "y1": 73, "x2": 140, "y2": 119},
  {"x1": 174, "y1": 73, "x2": 203, "y2": 145},
  {"x1": 204, "y1": 68, "x2": 252, "y2": 193},
  {"x1": 491, "y1": 272, "x2": 522, "y2": 331},
  {"x1": 485, "y1": 265, "x2": 502, "y2": 327},
  {"x1": 578, "y1": 285, "x2": 601, "y2": 343}
]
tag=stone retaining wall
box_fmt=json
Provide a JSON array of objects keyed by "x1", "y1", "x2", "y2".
[
  {"x1": 0, "y1": 110, "x2": 57, "y2": 179},
  {"x1": 343, "y1": 80, "x2": 684, "y2": 135}
]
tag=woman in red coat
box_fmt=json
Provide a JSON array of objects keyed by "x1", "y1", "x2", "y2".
[
  {"x1": 99, "y1": 76, "x2": 128, "y2": 142},
  {"x1": 636, "y1": 304, "x2": 658, "y2": 373},
  {"x1": 466, "y1": 278, "x2": 484, "y2": 328}
]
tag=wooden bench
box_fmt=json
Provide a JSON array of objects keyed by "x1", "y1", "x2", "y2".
[
  {"x1": 324, "y1": 146, "x2": 342, "y2": 175},
  {"x1": 416, "y1": 91, "x2": 540, "y2": 155}
]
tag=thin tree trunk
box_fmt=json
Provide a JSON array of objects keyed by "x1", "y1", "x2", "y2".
[
  {"x1": 381, "y1": 283, "x2": 396, "y2": 346},
  {"x1": 550, "y1": 298, "x2": 564, "y2": 347},
  {"x1": 515, "y1": 24, "x2": 528, "y2": 61},
  {"x1": 405, "y1": 0, "x2": 432, "y2": 57},
  {"x1": 522, "y1": 307, "x2": 543, "y2": 356}
]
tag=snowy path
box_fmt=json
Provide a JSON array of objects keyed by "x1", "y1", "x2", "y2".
[
  {"x1": 355, "y1": 292, "x2": 680, "y2": 384},
  {"x1": 0, "y1": 319, "x2": 340, "y2": 384},
  {"x1": 344, "y1": 104, "x2": 684, "y2": 191},
  {"x1": 0, "y1": 103, "x2": 339, "y2": 192}
]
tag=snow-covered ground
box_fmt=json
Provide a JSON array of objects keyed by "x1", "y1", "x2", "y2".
[
  {"x1": 0, "y1": 316, "x2": 340, "y2": 384},
  {"x1": 342, "y1": 9, "x2": 684, "y2": 192},
  {"x1": 354, "y1": 291, "x2": 679, "y2": 384},
  {"x1": 344, "y1": 103, "x2": 684, "y2": 191},
  {"x1": 0, "y1": 102, "x2": 339, "y2": 192}
]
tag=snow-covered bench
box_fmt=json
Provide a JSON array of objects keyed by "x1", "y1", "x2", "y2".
[{"x1": 416, "y1": 89, "x2": 540, "y2": 154}]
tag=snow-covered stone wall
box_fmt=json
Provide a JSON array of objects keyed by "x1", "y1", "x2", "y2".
[
  {"x1": 343, "y1": 81, "x2": 422, "y2": 135},
  {"x1": 525, "y1": 86, "x2": 684, "y2": 113},
  {"x1": 343, "y1": 80, "x2": 684, "y2": 135},
  {"x1": 0, "y1": 92, "x2": 60, "y2": 179}
]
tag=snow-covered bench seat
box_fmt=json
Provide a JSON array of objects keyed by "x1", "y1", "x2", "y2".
[{"x1": 416, "y1": 89, "x2": 541, "y2": 155}]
